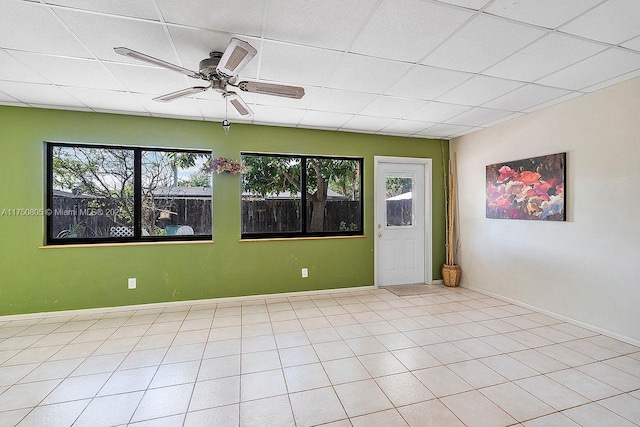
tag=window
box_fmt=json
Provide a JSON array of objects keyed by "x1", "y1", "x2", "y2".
[
  {"x1": 47, "y1": 142, "x2": 211, "y2": 244},
  {"x1": 241, "y1": 153, "x2": 363, "y2": 238}
]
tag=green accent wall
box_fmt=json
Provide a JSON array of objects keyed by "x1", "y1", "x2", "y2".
[{"x1": 0, "y1": 105, "x2": 448, "y2": 315}]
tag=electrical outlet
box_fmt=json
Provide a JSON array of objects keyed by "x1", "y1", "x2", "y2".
[
  {"x1": 128, "y1": 278, "x2": 136, "y2": 289},
  {"x1": 301, "y1": 268, "x2": 308, "y2": 278}
]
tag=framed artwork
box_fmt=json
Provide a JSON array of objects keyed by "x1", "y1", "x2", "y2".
[{"x1": 486, "y1": 153, "x2": 565, "y2": 221}]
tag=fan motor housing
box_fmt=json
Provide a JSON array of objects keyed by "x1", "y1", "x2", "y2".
[{"x1": 199, "y1": 52, "x2": 223, "y2": 79}]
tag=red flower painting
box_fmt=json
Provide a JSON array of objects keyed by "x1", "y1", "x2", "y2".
[{"x1": 486, "y1": 153, "x2": 565, "y2": 221}]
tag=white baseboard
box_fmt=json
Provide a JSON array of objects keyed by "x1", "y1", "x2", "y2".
[
  {"x1": 462, "y1": 284, "x2": 640, "y2": 348},
  {"x1": 0, "y1": 285, "x2": 375, "y2": 322}
]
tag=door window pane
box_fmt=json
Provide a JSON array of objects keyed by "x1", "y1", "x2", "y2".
[
  {"x1": 51, "y1": 145, "x2": 134, "y2": 240},
  {"x1": 386, "y1": 176, "x2": 414, "y2": 227}
]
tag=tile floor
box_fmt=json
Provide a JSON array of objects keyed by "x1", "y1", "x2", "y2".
[{"x1": 1, "y1": 285, "x2": 639, "y2": 427}]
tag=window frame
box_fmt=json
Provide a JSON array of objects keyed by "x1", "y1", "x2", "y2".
[
  {"x1": 46, "y1": 141, "x2": 213, "y2": 245},
  {"x1": 240, "y1": 152, "x2": 364, "y2": 240}
]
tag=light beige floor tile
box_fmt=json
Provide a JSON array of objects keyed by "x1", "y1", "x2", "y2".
[
  {"x1": 275, "y1": 331, "x2": 310, "y2": 349},
  {"x1": 97, "y1": 365, "x2": 156, "y2": 396},
  {"x1": 448, "y1": 359, "x2": 507, "y2": 388},
  {"x1": 184, "y1": 404, "x2": 239, "y2": 427},
  {"x1": 283, "y1": 362, "x2": 330, "y2": 392},
  {"x1": 271, "y1": 320, "x2": 303, "y2": 334},
  {"x1": 279, "y1": 345, "x2": 319, "y2": 367},
  {"x1": 523, "y1": 412, "x2": 580, "y2": 426},
  {"x1": 0, "y1": 408, "x2": 31, "y2": 427},
  {"x1": 547, "y1": 368, "x2": 620, "y2": 400},
  {"x1": 375, "y1": 333, "x2": 417, "y2": 351},
  {"x1": 431, "y1": 325, "x2": 472, "y2": 342},
  {"x1": 562, "y1": 340, "x2": 619, "y2": 360},
  {"x1": 479, "y1": 354, "x2": 539, "y2": 381},
  {"x1": 241, "y1": 349, "x2": 281, "y2": 374},
  {"x1": 502, "y1": 316, "x2": 543, "y2": 330},
  {"x1": 480, "y1": 382, "x2": 555, "y2": 422},
  {"x1": 604, "y1": 355, "x2": 640, "y2": 377},
  {"x1": 398, "y1": 399, "x2": 465, "y2": 427},
  {"x1": 362, "y1": 321, "x2": 398, "y2": 335},
  {"x1": 422, "y1": 342, "x2": 474, "y2": 364},
  {"x1": 335, "y1": 324, "x2": 371, "y2": 340},
  {"x1": 528, "y1": 326, "x2": 575, "y2": 343},
  {"x1": 128, "y1": 413, "x2": 185, "y2": 427},
  {"x1": 334, "y1": 379, "x2": 393, "y2": 417},
  {"x1": 577, "y1": 362, "x2": 640, "y2": 391},
  {"x1": 92, "y1": 337, "x2": 138, "y2": 355},
  {"x1": 413, "y1": 365, "x2": 473, "y2": 397},
  {"x1": 392, "y1": 346, "x2": 441, "y2": 370},
  {"x1": 299, "y1": 316, "x2": 332, "y2": 329},
  {"x1": 351, "y1": 408, "x2": 408, "y2": 427},
  {"x1": 0, "y1": 379, "x2": 61, "y2": 411},
  {"x1": 163, "y1": 343, "x2": 206, "y2": 364},
  {"x1": 190, "y1": 376, "x2": 240, "y2": 410},
  {"x1": 117, "y1": 348, "x2": 165, "y2": 370},
  {"x1": 146, "y1": 321, "x2": 182, "y2": 336},
  {"x1": 134, "y1": 334, "x2": 175, "y2": 351},
  {"x1": 240, "y1": 395, "x2": 295, "y2": 427},
  {"x1": 404, "y1": 329, "x2": 446, "y2": 346},
  {"x1": 480, "y1": 334, "x2": 528, "y2": 353},
  {"x1": 305, "y1": 327, "x2": 341, "y2": 344},
  {"x1": 375, "y1": 372, "x2": 435, "y2": 406},
  {"x1": 131, "y1": 383, "x2": 194, "y2": 422},
  {"x1": 15, "y1": 399, "x2": 89, "y2": 427},
  {"x1": 42, "y1": 372, "x2": 110, "y2": 404},
  {"x1": 150, "y1": 360, "x2": 200, "y2": 388},
  {"x1": 585, "y1": 335, "x2": 639, "y2": 355},
  {"x1": 358, "y1": 352, "x2": 407, "y2": 377},
  {"x1": 551, "y1": 323, "x2": 598, "y2": 339},
  {"x1": 598, "y1": 393, "x2": 640, "y2": 424},
  {"x1": 241, "y1": 335, "x2": 276, "y2": 353},
  {"x1": 345, "y1": 336, "x2": 387, "y2": 356},
  {"x1": 322, "y1": 357, "x2": 371, "y2": 384},
  {"x1": 515, "y1": 375, "x2": 589, "y2": 410},
  {"x1": 536, "y1": 343, "x2": 596, "y2": 367},
  {"x1": 203, "y1": 339, "x2": 241, "y2": 358},
  {"x1": 240, "y1": 369, "x2": 287, "y2": 401},
  {"x1": 563, "y1": 402, "x2": 636, "y2": 427},
  {"x1": 72, "y1": 328, "x2": 117, "y2": 344},
  {"x1": 172, "y1": 330, "x2": 209, "y2": 346},
  {"x1": 241, "y1": 322, "x2": 273, "y2": 338},
  {"x1": 208, "y1": 325, "x2": 241, "y2": 341},
  {"x1": 313, "y1": 341, "x2": 354, "y2": 361},
  {"x1": 442, "y1": 390, "x2": 516, "y2": 427},
  {"x1": 510, "y1": 349, "x2": 570, "y2": 374},
  {"x1": 505, "y1": 330, "x2": 553, "y2": 348},
  {"x1": 0, "y1": 363, "x2": 40, "y2": 386},
  {"x1": 198, "y1": 354, "x2": 240, "y2": 381},
  {"x1": 74, "y1": 391, "x2": 144, "y2": 427},
  {"x1": 478, "y1": 319, "x2": 521, "y2": 334},
  {"x1": 4, "y1": 345, "x2": 64, "y2": 366},
  {"x1": 289, "y1": 386, "x2": 347, "y2": 427}
]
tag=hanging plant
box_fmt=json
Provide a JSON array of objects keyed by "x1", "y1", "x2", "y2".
[{"x1": 202, "y1": 157, "x2": 251, "y2": 175}]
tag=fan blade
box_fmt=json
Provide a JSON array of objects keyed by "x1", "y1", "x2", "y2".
[
  {"x1": 225, "y1": 92, "x2": 253, "y2": 117},
  {"x1": 216, "y1": 38, "x2": 257, "y2": 79},
  {"x1": 114, "y1": 47, "x2": 201, "y2": 79},
  {"x1": 153, "y1": 86, "x2": 208, "y2": 102},
  {"x1": 237, "y1": 81, "x2": 305, "y2": 99}
]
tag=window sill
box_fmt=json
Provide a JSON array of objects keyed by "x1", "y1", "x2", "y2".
[
  {"x1": 39, "y1": 240, "x2": 214, "y2": 249},
  {"x1": 240, "y1": 235, "x2": 367, "y2": 243}
]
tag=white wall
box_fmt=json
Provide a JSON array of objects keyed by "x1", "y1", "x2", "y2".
[{"x1": 451, "y1": 76, "x2": 640, "y2": 343}]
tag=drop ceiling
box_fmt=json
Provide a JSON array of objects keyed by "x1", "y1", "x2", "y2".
[{"x1": 1, "y1": 0, "x2": 640, "y2": 139}]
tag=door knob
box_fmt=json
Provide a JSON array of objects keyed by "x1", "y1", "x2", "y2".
[{"x1": 377, "y1": 232, "x2": 382, "y2": 237}]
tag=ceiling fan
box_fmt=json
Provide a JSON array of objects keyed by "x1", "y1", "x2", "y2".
[{"x1": 113, "y1": 38, "x2": 305, "y2": 122}]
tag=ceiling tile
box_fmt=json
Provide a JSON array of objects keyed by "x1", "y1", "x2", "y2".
[
  {"x1": 251, "y1": 105, "x2": 307, "y2": 125},
  {"x1": 560, "y1": 0, "x2": 640, "y2": 44},
  {"x1": 341, "y1": 115, "x2": 395, "y2": 132},
  {"x1": 56, "y1": 9, "x2": 175, "y2": 63},
  {"x1": 422, "y1": 14, "x2": 545, "y2": 73},
  {"x1": 449, "y1": 127, "x2": 483, "y2": 138},
  {"x1": 327, "y1": 54, "x2": 413, "y2": 93},
  {"x1": 384, "y1": 65, "x2": 472, "y2": 100},
  {"x1": 167, "y1": 27, "x2": 253, "y2": 79},
  {"x1": 105, "y1": 63, "x2": 191, "y2": 95},
  {"x1": 486, "y1": 0, "x2": 602, "y2": 29},
  {"x1": 445, "y1": 107, "x2": 514, "y2": 126},
  {"x1": 64, "y1": 87, "x2": 147, "y2": 112},
  {"x1": 0, "y1": 1, "x2": 90, "y2": 57},
  {"x1": 133, "y1": 93, "x2": 203, "y2": 118},
  {"x1": 44, "y1": 0, "x2": 160, "y2": 20},
  {"x1": 259, "y1": 42, "x2": 343, "y2": 87},
  {"x1": 581, "y1": 69, "x2": 640, "y2": 93},
  {"x1": 405, "y1": 101, "x2": 472, "y2": 122},
  {"x1": 416, "y1": 123, "x2": 471, "y2": 138},
  {"x1": 350, "y1": 0, "x2": 473, "y2": 62},
  {"x1": 436, "y1": 0, "x2": 492, "y2": 10},
  {"x1": 523, "y1": 92, "x2": 583, "y2": 113},
  {"x1": 380, "y1": 120, "x2": 435, "y2": 135},
  {"x1": 358, "y1": 96, "x2": 424, "y2": 118},
  {"x1": 437, "y1": 75, "x2": 523, "y2": 105},
  {"x1": 0, "y1": 92, "x2": 20, "y2": 103},
  {"x1": 0, "y1": 50, "x2": 49, "y2": 84},
  {"x1": 482, "y1": 112, "x2": 525, "y2": 127},
  {"x1": 197, "y1": 99, "x2": 227, "y2": 120},
  {"x1": 484, "y1": 33, "x2": 607, "y2": 82},
  {"x1": 305, "y1": 88, "x2": 375, "y2": 114},
  {"x1": 10, "y1": 51, "x2": 125, "y2": 90},
  {"x1": 299, "y1": 111, "x2": 354, "y2": 128},
  {"x1": 156, "y1": 0, "x2": 265, "y2": 37},
  {"x1": 264, "y1": 0, "x2": 378, "y2": 50},
  {"x1": 483, "y1": 84, "x2": 572, "y2": 111},
  {"x1": 0, "y1": 81, "x2": 86, "y2": 107},
  {"x1": 623, "y1": 36, "x2": 640, "y2": 52},
  {"x1": 536, "y1": 48, "x2": 640, "y2": 91}
]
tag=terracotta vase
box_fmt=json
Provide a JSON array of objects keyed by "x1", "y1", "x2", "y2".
[{"x1": 442, "y1": 264, "x2": 461, "y2": 287}]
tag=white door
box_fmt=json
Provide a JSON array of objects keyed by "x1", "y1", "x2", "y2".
[{"x1": 375, "y1": 159, "x2": 430, "y2": 286}]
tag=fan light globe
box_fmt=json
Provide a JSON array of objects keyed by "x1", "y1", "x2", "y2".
[{"x1": 222, "y1": 119, "x2": 231, "y2": 135}]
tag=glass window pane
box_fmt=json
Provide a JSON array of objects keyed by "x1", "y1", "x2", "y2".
[
  {"x1": 306, "y1": 158, "x2": 361, "y2": 233},
  {"x1": 141, "y1": 151, "x2": 212, "y2": 237},
  {"x1": 51, "y1": 145, "x2": 134, "y2": 239},
  {"x1": 386, "y1": 176, "x2": 414, "y2": 227},
  {"x1": 242, "y1": 155, "x2": 302, "y2": 234}
]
